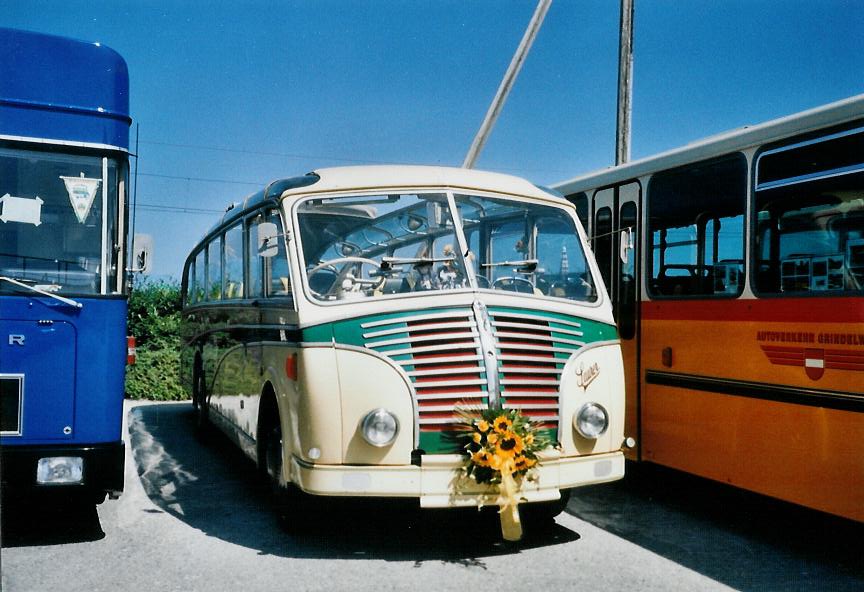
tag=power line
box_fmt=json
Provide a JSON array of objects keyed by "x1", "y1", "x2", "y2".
[
  {"x1": 138, "y1": 139, "x2": 392, "y2": 165},
  {"x1": 135, "y1": 204, "x2": 223, "y2": 215},
  {"x1": 137, "y1": 171, "x2": 265, "y2": 186}
]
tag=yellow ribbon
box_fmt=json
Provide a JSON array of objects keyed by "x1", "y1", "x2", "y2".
[{"x1": 497, "y1": 458, "x2": 523, "y2": 541}]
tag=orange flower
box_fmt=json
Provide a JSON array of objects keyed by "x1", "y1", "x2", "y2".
[
  {"x1": 472, "y1": 432, "x2": 483, "y2": 444},
  {"x1": 476, "y1": 420, "x2": 490, "y2": 433},
  {"x1": 487, "y1": 432, "x2": 499, "y2": 445}
]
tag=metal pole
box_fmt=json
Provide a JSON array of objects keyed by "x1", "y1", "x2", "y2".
[
  {"x1": 615, "y1": 0, "x2": 634, "y2": 165},
  {"x1": 463, "y1": 0, "x2": 552, "y2": 169}
]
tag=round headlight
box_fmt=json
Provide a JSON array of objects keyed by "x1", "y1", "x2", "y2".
[
  {"x1": 574, "y1": 402, "x2": 609, "y2": 439},
  {"x1": 360, "y1": 408, "x2": 399, "y2": 447}
]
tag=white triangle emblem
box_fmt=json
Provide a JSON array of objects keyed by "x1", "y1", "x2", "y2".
[{"x1": 60, "y1": 173, "x2": 101, "y2": 224}]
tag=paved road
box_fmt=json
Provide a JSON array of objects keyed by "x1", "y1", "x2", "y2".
[{"x1": 1, "y1": 402, "x2": 861, "y2": 592}]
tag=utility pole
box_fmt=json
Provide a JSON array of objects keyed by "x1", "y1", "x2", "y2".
[
  {"x1": 463, "y1": 0, "x2": 552, "y2": 169},
  {"x1": 615, "y1": 0, "x2": 634, "y2": 165}
]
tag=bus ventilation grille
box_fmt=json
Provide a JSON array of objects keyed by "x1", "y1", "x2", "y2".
[
  {"x1": 362, "y1": 310, "x2": 488, "y2": 431},
  {"x1": 489, "y1": 310, "x2": 585, "y2": 429},
  {"x1": 362, "y1": 308, "x2": 586, "y2": 432}
]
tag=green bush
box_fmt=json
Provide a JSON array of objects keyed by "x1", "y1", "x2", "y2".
[{"x1": 125, "y1": 279, "x2": 187, "y2": 401}]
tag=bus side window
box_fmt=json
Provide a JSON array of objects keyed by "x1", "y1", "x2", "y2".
[
  {"x1": 194, "y1": 249, "x2": 205, "y2": 303},
  {"x1": 246, "y1": 214, "x2": 264, "y2": 298},
  {"x1": 264, "y1": 209, "x2": 291, "y2": 298},
  {"x1": 647, "y1": 154, "x2": 747, "y2": 298},
  {"x1": 754, "y1": 126, "x2": 864, "y2": 294},
  {"x1": 207, "y1": 236, "x2": 222, "y2": 301},
  {"x1": 223, "y1": 223, "x2": 244, "y2": 300}
]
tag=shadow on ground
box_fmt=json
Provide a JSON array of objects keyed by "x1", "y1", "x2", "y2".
[
  {"x1": 128, "y1": 402, "x2": 578, "y2": 564},
  {"x1": 1, "y1": 497, "x2": 105, "y2": 547},
  {"x1": 567, "y1": 461, "x2": 864, "y2": 591}
]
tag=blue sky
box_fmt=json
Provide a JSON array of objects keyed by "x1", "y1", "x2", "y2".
[{"x1": 7, "y1": 0, "x2": 864, "y2": 278}]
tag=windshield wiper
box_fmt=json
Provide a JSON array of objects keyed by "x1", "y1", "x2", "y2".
[
  {"x1": 480, "y1": 259, "x2": 538, "y2": 273},
  {"x1": 0, "y1": 276, "x2": 83, "y2": 309}
]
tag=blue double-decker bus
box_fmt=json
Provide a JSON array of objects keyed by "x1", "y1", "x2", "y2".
[{"x1": 0, "y1": 28, "x2": 131, "y2": 504}]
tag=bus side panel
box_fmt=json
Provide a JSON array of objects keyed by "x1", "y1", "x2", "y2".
[
  {"x1": 0, "y1": 296, "x2": 126, "y2": 445},
  {"x1": 640, "y1": 298, "x2": 864, "y2": 522}
]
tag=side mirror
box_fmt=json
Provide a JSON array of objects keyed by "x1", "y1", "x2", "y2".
[
  {"x1": 620, "y1": 228, "x2": 633, "y2": 265},
  {"x1": 257, "y1": 222, "x2": 279, "y2": 258},
  {"x1": 131, "y1": 233, "x2": 153, "y2": 274}
]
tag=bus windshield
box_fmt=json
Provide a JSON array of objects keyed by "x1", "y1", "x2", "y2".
[
  {"x1": 0, "y1": 146, "x2": 120, "y2": 295},
  {"x1": 296, "y1": 191, "x2": 596, "y2": 303}
]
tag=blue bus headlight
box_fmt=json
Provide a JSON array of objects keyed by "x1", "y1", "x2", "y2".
[
  {"x1": 360, "y1": 408, "x2": 399, "y2": 447},
  {"x1": 574, "y1": 403, "x2": 609, "y2": 439},
  {"x1": 36, "y1": 457, "x2": 84, "y2": 485}
]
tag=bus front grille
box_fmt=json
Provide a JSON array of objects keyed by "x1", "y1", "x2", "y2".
[{"x1": 361, "y1": 307, "x2": 585, "y2": 435}]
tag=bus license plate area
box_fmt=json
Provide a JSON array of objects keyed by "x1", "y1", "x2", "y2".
[{"x1": 0, "y1": 375, "x2": 23, "y2": 435}]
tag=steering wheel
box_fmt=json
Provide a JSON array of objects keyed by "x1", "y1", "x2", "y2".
[
  {"x1": 307, "y1": 256, "x2": 382, "y2": 298},
  {"x1": 491, "y1": 276, "x2": 535, "y2": 293}
]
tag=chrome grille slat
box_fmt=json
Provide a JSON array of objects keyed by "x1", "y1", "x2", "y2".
[
  {"x1": 366, "y1": 329, "x2": 478, "y2": 349},
  {"x1": 361, "y1": 311, "x2": 474, "y2": 329},
  {"x1": 363, "y1": 320, "x2": 476, "y2": 339},
  {"x1": 495, "y1": 331, "x2": 584, "y2": 348},
  {"x1": 493, "y1": 320, "x2": 584, "y2": 338}
]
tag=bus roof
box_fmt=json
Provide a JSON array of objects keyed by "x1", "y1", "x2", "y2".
[
  {"x1": 554, "y1": 93, "x2": 864, "y2": 195},
  {"x1": 0, "y1": 28, "x2": 131, "y2": 150},
  {"x1": 282, "y1": 165, "x2": 563, "y2": 202},
  {"x1": 202, "y1": 165, "x2": 566, "y2": 241}
]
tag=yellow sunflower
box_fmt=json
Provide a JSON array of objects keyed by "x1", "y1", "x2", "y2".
[
  {"x1": 513, "y1": 455, "x2": 536, "y2": 471},
  {"x1": 496, "y1": 431, "x2": 525, "y2": 459},
  {"x1": 472, "y1": 450, "x2": 491, "y2": 467},
  {"x1": 492, "y1": 415, "x2": 513, "y2": 434}
]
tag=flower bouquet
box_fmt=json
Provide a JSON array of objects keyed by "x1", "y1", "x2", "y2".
[{"x1": 460, "y1": 406, "x2": 551, "y2": 541}]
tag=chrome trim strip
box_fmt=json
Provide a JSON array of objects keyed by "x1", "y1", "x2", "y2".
[{"x1": 473, "y1": 300, "x2": 501, "y2": 408}]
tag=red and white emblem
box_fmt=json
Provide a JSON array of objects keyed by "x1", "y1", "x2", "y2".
[{"x1": 803, "y1": 348, "x2": 825, "y2": 380}]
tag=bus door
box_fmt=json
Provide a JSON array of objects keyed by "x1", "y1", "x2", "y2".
[{"x1": 590, "y1": 183, "x2": 641, "y2": 458}]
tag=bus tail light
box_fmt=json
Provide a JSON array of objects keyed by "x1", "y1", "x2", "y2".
[
  {"x1": 36, "y1": 457, "x2": 84, "y2": 485},
  {"x1": 126, "y1": 336, "x2": 136, "y2": 365},
  {"x1": 285, "y1": 353, "x2": 298, "y2": 380}
]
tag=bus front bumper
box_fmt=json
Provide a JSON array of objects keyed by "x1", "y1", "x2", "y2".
[{"x1": 289, "y1": 449, "x2": 624, "y2": 508}]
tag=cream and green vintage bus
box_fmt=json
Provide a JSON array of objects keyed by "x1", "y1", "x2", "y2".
[{"x1": 180, "y1": 165, "x2": 625, "y2": 523}]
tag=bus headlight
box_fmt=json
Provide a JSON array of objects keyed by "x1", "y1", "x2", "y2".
[
  {"x1": 360, "y1": 408, "x2": 400, "y2": 447},
  {"x1": 574, "y1": 403, "x2": 609, "y2": 439}
]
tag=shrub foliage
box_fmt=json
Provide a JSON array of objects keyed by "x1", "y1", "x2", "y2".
[{"x1": 125, "y1": 279, "x2": 187, "y2": 400}]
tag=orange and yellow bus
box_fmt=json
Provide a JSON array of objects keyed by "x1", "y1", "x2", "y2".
[{"x1": 554, "y1": 95, "x2": 864, "y2": 522}]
